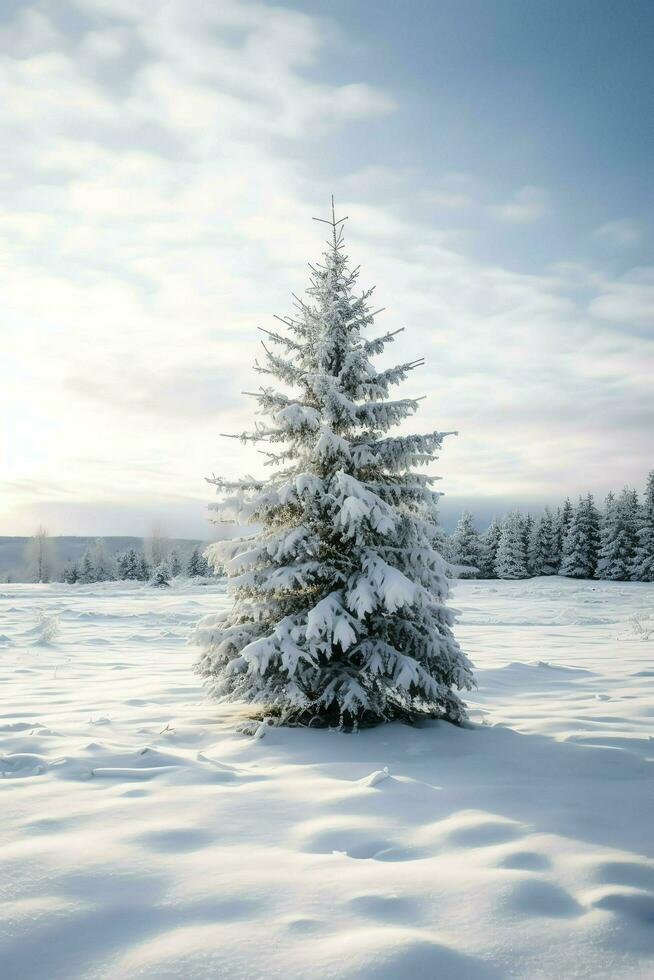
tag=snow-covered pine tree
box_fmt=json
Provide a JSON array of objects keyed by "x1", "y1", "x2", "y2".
[
  {"x1": 126, "y1": 548, "x2": 141, "y2": 579},
  {"x1": 596, "y1": 487, "x2": 639, "y2": 580},
  {"x1": 187, "y1": 547, "x2": 201, "y2": 577},
  {"x1": 595, "y1": 491, "x2": 617, "y2": 580},
  {"x1": 116, "y1": 548, "x2": 140, "y2": 580},
  {"x1": 428, "y1": 497, "x2": 448, "y2": 561},
  {"x1": 552, "y1": 506, "x2": 562, "y2": 564},
  {"x1": 541, "y1": 506, "x2": 560, "y2": 575},
  {"x1": 150, "y1": 561, "x2": 171, "y2": 587},
  {"x1": 526, "y1": 518, "x2": 540, "y2": 576},
  {"x1": 188, "y1": 547, "x2": 212, "y2": 577},
  {"x1": 137, "y1": 555, "x2": 150, "y2": 581},
  {"x1": 560, "y1": 494, "x2": 600, "y2": 578},
  {"x1": 556, "y1": 498, "x2": 573, "y2": 568},
  {"x1": 478, "y1": 517, "x2": 502, "y2": 577},
  {"x1": 622, "y1": 487, "x2": 640, "y2": 567},
  {"x1": 448, "y1": 511, "x2": 481, "y2": 578},
  {"x1": 440, "y1": 532, "x2": 454, "y2": 565},
  {"x1": 522, "y1": 513, "x2": 534, "y2": 557},
  {"x1": 169, "y1": 549, "x2": 182, "y2": 577},
  {"x1": 116, "y1": 552, "x2": 129, "y2": 579},
  {"x1": 527, "y1": 507, "x2": 558, "y2": 576},
  {"x1": 78, "y1": 550, "x2": 96, "y2": 584},
  {"x1": 196, "y1": 201, "x2": 474, "y2": 729},
  {"x1": 632, "y1": 470, "x2": 654, "y2": 582},
  {"x1": 495, "y1": 512, "x2": 528, "y2": 579}
]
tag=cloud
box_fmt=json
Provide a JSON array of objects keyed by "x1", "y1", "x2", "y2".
[
  {"x1": 67, "y1": 362, "x2": 241, "y2": 418},
  {"x1": 592, "y1": 219, "x2": 643, "y2": 248},
  {"x1": 429, "y1": 192, "x2": 473, "y2": 210},
  {"x1": 490, "y1": 185, "x2": 550, "y2": 223},
  {"x1": 588, "y1": 267, "x2": 654, "y2": 330}
]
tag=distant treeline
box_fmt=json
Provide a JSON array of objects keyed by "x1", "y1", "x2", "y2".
[
  {"x1": 446, "y1": 470, "x2": 654, "y2": 582},
  {"x1": 7, "y1": 530, "x2": 215, "y2": 584},
  {"x1": 62, "y1": 542, "x2": 211, "y2": 585}
]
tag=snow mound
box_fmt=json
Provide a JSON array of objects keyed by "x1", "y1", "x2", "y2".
[{"x1": 360, "y1": 766, "x2": 390, "y2": 787}]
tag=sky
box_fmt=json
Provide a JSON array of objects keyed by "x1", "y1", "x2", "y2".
[{"x1": 1, "y1": 0, "x2": 653, "y2": 537}]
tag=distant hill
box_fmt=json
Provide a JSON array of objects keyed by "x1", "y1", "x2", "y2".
[{"x1": 0, "y1": 536, "x2": 208, "y2": 582}]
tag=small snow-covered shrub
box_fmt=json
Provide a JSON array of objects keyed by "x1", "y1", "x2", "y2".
[
  {"x1": 628, "y1": 613, "x2": 653, "y2": 641},
  {"x1": 34, "y1": 610, "x2": 59, "y2": 643}
]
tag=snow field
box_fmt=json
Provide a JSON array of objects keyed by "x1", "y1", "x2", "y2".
[{"x1": 1, "y1": 577, "x2": 653, "y2": 979}]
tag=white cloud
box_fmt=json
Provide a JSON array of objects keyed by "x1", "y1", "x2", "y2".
[
  {"x1": 592, "y1": 219, "x2": 643, "y2": 248},
  {"x1": 588, "y1": 267, "x2": 654, "y2": 329},
  {"x1": 490, "y1": 185, "x2": 550, "y2": 223},
  {"x1": 429, "y1": 192, "x2": 473, "y2": 210}
]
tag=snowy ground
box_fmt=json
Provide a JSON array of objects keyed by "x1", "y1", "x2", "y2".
[{"x1": 1, "y1": 578, "x2": 653, "y2": 980}]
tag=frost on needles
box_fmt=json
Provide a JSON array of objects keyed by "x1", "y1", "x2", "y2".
[{"x1": 196, "y1": 202, "x2": 474, "y2": 729}]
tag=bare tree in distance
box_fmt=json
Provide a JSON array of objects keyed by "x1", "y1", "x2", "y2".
[
  {"x1": 145, "y1": 526, "x2": 168, "y2": 569},
  {"x1": 26, "y1": 525, "x2": 56, "y2": 583}
]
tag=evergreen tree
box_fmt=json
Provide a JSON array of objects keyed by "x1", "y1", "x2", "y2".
[
  {"x1": 632, "y1": 470, "x2": 654, "y2": 582},
  {"x1": 187, "y1": 547, "x2": 201, "y2": 577},
  {"x1": 116, "y1": 552, "x2": 127, "y2": 579},
  {"x1": 552, "y1": 505, "x2": 562, "y2": 567},
  {"x1": 560, "y1": 494, "x2": 600, "y2": 578},
  {"x1": 150, "y1": 561, "x2": 171, "y2": 587},
  {"x1": 63, "y1": 561, "x2": 79, "y2": 584},
  {"x1": 126, "y1": 548, "x2": 141, "y2": 579},
  {"x1": 137, "y1": 555, "x2": 150, "y2": 581},
  {"x1": 116, "y1": 548, "x2": 140, "y2": 580},
  {"x1": 169, "y1": 549, "x2": 182, "y2": 577},
  {"x1": 478, "y1": 517, "x2": 502, "y2": 578},
  {"x1": 495, "y1": 512, "x2": 528, "y2": 579},
  {"x1": 595, "y1": 491, "x2": 617, "y2": 580},
  {"x1": 522, "y1": 513, "x2": 534, "y2": 557},
  {"x1": 428, "y1": 498, "x2": 448, "y2": 562},
  {"x1": 595, "y1": 488, "x2": 639, "y2": 580},
  {"x1": 541, "y1": 507, "x2": 560, "y2": 575},
  {"x1": 527, "y1": 507, "x2": 558, "y2": 576},
  {"x1": 622, "y1": 488, "x2": 638, "y2": 573},
  {"x1": 196, "y1": 202, "x2": 474, "y2": 729},
  {"x1": 188, "y1": 547, "x2": 211, "y2": 577},
  {"x1": 526, "y1": 518, "x2": 540, "y2": 576},
  {"x1": 78, "y1": 551, "x2": 96, "y2": 583},
  {"x1": 556, "y1": 498, "x2": 573, "y2": 567},
  {"x1": 448, "y1": 511, "x2": 481, "y2": 578},
  {"x1": 91, "y1": 539, "x2": 115, "y2": 581}
]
